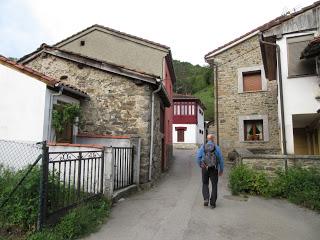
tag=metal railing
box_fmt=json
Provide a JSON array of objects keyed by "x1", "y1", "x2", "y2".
[
  {"x1": 113, "y1": 147, "x2": 134, "y2": 190},
  {"x1": 41, "y1": 149, "x2": 104, "y2": 223}
]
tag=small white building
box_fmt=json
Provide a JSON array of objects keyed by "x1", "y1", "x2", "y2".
[
  {"x1": 260, "y1": 2, "x2": 320, "y2": 155},
  {"x1": 172, "y1": 94, "x2": 205, "y2": 147},
  {"x1": 0, "y1": 55, "x2": 89, "y2": 143}
]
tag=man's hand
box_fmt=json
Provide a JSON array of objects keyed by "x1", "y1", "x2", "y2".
[{"x1": 218, "y1": 171, "x2": 223, "y2": 176}]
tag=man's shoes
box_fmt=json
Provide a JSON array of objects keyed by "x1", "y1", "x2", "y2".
[
  {"x1": 204, "y1": 200, "x2": 209, "y2": 206},
  {"x1": 210, "y1": 203, "x2": 216, "y2": 209}
]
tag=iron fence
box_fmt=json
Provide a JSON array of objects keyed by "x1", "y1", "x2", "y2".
[
  {"x1": 42, "y1": 149, "x2": 104, "y2": 224},
  {"x1": 113, "y1": 147, "x2": 134, "y2": 190}
]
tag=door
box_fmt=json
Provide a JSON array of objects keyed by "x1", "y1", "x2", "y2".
[{"x1": 177, "y1": 129, "x2": 184, "y2": 142}]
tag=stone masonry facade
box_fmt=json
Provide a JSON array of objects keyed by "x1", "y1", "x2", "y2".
[
  {"x1": 211, "y1": 35, "x2": 281, "y2": 157},
  {"x1": 26, "y1": 53, "x2": 163, "y2": 183}
]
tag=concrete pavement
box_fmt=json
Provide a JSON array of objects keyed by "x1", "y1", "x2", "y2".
[{"x1": 84, "y1": 149, "x2": 320, "y2": 240}]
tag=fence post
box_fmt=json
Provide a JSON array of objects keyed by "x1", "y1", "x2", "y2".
[
  {"x1": 38, "y1": 141, "x2": 49, "y2": 231},
  {"x1": 77, "y1": 152, "x2": 82, "y2": 199},
  {"x1": 131, "y1": 147, "x2": 134, "y2": 184},
  {"x1": 284, "y1": 157, "x2": 288, "y2": 173},
  {"x1": 100, "y1": 148, "x2": 105, "y2": 194}
]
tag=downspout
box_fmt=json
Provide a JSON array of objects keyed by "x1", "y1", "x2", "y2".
[
  {"x1": 209, "y1": 61, "x2": 219, "y2": 145},
  {"x1": 48, "y1": 85, "x2": 64, "y2": 141},
  {"x1": 259, "y1": 33, "x2": 287, "y2": 155},
  {"x1": 149, "y1": 80, "x2": 162, "y2": 181}
]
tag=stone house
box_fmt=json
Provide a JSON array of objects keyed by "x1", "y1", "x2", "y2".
[
  {"x1": 205, "y1": 1, "x2": 320, "y2": 158},
  {"x1": 19, "y1": 25, "x2": 176, "y2": 183},
  {"x1": 204, "y1": 27, "x2": 281, "y2": 157}
]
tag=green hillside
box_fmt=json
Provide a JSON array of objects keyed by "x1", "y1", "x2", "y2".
[
  {"x1": 173, "y1": 60, "x2": 212, "y2": 94},
  {"x1": 173, "y1": 60, "x2": 214, "y2": 121},
  {"x1": 194, "y1": 85, "x2": 214, "y2": 121}
]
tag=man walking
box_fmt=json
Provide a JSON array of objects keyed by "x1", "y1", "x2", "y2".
[{"x1": 196, "y1": 134, "x2": 224, "y2": 208}]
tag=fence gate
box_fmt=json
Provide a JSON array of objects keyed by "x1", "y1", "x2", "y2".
[
  {"x1": 113, "y1": 147, "x2": 134, "y2": 190},
  {"x1": 42, "y1": 149, "x2": 104, "y2": 224}
]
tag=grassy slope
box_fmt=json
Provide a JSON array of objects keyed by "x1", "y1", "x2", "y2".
[{"x1": 194, "y1": 85, "x2": 214, "y2": 121}]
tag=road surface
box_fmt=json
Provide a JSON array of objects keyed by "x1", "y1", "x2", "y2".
[{"x1": 85, "y1": 148, "x2": 320, "y2": 240}]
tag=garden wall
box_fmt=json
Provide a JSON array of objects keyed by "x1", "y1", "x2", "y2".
[{"x1": 238, "y1": 153, "x2": 320, "y2": 176}]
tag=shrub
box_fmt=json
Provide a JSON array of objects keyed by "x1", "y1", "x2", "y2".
[
  {"x1": 28, "y1": 198, "x2": 110, "y2": 240},
  {"x1": 229, "y1": 164, "x2": 320, "y2": 211},
  {"x1": 229, "y1": 164, "x2": 269, "y2": 196},
  {"x1": 269, "y1": 167, "x2": 320, "y2": 210}
]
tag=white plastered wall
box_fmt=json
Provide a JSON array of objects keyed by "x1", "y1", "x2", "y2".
[
  {"x1": 277, "y1": 31, "x2": 320, "y2": 154},
  {"x1": 172, "y1": 124, "x2": 197, "y2": 144},
  {"x1": 0, "y1": 64, "x2": 47, "y2": 142}
]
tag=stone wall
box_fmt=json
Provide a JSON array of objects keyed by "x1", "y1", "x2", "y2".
[
  {"x1": 25, "y1": 53, "x2": 162, "y2": 184},
  {"x1": 239, "y1": 155, "x2": 320, "y2": 177},
  {"x1": 212, "y1": 35, "x2": 280, "y2": 157}
]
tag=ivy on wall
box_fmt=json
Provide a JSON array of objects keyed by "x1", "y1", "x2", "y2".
[{"x1": 52, "y1": 103, "x2": 81, "y2": 138}]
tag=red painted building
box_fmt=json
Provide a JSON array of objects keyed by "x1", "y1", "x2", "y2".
[
  {"x1": 162, "y1": 55, "x2": 176, "y2": 171},
  {"x1": 172, "y1": 94, "x2": 205, "y2": 146}
]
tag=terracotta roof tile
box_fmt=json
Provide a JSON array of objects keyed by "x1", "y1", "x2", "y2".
[
  {"x1": 47, "y1": 142, "x2": 104, "y2": 149},
  {"x1": 77, "y1": 133, "x2": 130, "y2": 139},
  {"x1": 0, "y1": 54, "x2": 88, "y2": 97}
]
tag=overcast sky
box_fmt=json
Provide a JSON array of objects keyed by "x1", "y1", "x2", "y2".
[{"x1": 0, "y1": 0, "x2": 315, "y2": 65}]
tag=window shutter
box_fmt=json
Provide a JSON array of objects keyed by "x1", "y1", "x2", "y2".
[{"x1": 243, "y1": 71, "x2": 262, "y2": 92}]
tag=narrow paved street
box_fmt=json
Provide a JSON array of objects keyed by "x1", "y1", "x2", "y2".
[{"x1": 85, "y1": 149, "x2": 320, "y2": 240}]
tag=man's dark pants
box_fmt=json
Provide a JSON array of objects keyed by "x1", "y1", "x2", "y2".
[{"x1": 202, "y1": 167, "x2": 218, "y2": 205}]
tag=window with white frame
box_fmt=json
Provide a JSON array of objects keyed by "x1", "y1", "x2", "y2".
[
  {"x1": 287, "y1": 34, "x2": 316, "y2": 77},
  {"x1": 239, "y1": 115, "x2": 269, "y2": 142},
  {"x1": 237, "y1": 66, "x2": 267, "y2": 93}
]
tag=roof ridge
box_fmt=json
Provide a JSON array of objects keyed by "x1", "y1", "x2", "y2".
[
  {"x1": 53, "y1": 24, "x2": 170, "y2": 50},
  {"x1": 43, "y1": 45, "x2": 161, "y2": 79}
]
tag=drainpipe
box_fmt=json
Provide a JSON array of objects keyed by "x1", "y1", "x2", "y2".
[
  {"x1": 149, "y1": 80, "x2": 162, "y2": 181},
  {"x1": 259, "y1": 33, "x2": 287, "y2": 155},
  {"x1": 208, "y1": 61, "x2": 219, "y2": 145},
  {"x1": 48, "y1": 84, "x2": 64, "y2": 141}
]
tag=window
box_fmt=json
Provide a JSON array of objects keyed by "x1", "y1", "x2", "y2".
[
  {"x1": 239, "y1": 115, "x2": 269, "y2": 142},
  {"x1": 244, "y1": 120, "x2": 263, "y2": 141},
  {"x1": 287, "y1": 34, "x2": 316, "y2": 77},
  {"x1": 238, "y1": 66, "x2": 267, "y2": 93},
  {"x1": 243, "y1": 71, "x2": 262, "y2": 92}
]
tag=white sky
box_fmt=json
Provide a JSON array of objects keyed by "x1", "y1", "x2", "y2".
[{"x1": 0, "y1": 0, "x2": 316, "y2": 65}]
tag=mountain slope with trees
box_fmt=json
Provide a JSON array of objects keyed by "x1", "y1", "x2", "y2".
[{"x1": 173, "y1": 60, "x2": 214, "y2": 121}]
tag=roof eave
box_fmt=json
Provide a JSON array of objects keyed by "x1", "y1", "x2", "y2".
[{"x1": 205, "y1": 30, "x2": 260, "y2": 60}]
